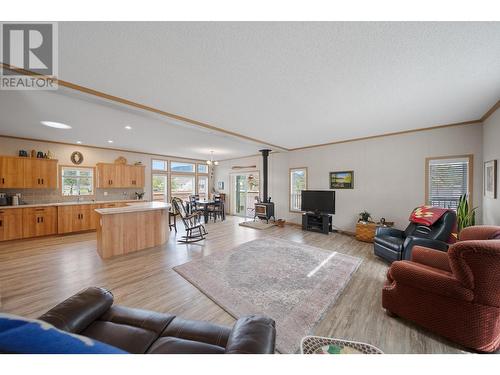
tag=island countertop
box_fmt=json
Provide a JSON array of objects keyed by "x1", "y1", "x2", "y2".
[{"x1": 95, "y1": 201, "x2": 171, "y2": 215}]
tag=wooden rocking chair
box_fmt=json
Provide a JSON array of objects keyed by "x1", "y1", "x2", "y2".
[{"x1": 171, "y1": 197, "x2": 207, "y2": 243}]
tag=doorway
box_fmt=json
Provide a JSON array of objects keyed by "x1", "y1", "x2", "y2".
[{"x1": 231, "y1": 172, "x2": 260, "y2": 217}]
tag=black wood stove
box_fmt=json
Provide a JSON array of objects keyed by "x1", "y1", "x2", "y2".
[{"x1": 254, "y1": 149, "x2": 275, "y2": 223}]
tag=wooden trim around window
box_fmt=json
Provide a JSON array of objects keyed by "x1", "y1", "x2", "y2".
[
  {"x1": 289, "y1": 167, "x2": 308, "y2": 213},
  {"x1": 196, "y1": 163, "x2": 210, "y2": 175},
  {"x1": 59, "y1": 165, "x2": 96, "y2": 198},
  {"x1": 424, "y1": 154, "x2": 474, "y2": 207},
  {"x1": 150, "y1": 158, "x2": 169, "y2": 203}
]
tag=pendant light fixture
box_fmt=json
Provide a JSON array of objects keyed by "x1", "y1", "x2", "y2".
[{"x1": 206, "y1": 151, "x2": 219, "y2": 166}]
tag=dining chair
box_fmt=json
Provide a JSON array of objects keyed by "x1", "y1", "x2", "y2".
[
  {"x1": 189, "y1": 194, "x2": 202, "y2": 215},
  {"x1": 208, "y1": 196, "x2": 225, "y2": 222}
]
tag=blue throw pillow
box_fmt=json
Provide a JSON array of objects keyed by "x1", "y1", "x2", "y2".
[{"x1": 0, "y1": 313, "x2": 127, "y2": 354}]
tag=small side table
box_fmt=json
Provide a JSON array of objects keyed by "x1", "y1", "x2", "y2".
[
  {"x1": 301, "y1": 336, "x2": 383, "y2": 354},
  {"x1": 355, "y1": 221, "x2": 394, "y2": 243}
]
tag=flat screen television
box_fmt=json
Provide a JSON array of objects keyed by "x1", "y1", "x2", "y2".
[{"x1": 301, "y1": 190, "x2": 335, "y2": 214}]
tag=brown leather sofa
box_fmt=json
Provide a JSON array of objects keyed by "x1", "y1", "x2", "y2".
[{"x1": 38, "y1": 287, "x2": 276, "y2": 354}]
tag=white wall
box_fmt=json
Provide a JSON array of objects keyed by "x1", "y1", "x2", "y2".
[
  {"x1": 483, "y1": 107, "x2": 500, "y2": 225},
  {"x1": 288, "y1": 124, "x2": 483, "y2": 231},
  {"x1": 0, "y1": 136, "x2": 205, "y2": 201},
  {"x1": 213, "y1": 152, "x2": 289, "y2": 218},
  {"x1": 213, "y1": 155, "x2": 261, "y2": 214},
  {"x1": 215, "y1": 123, "x2": 484, "y2": 232}
]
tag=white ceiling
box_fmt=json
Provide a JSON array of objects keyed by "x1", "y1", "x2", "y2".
[
  {"x1": 1, "y1": 22, "x2": 499, "y2": 155},
  {"x1": 0, "y1": 88, "x2": 268, "y2": 160}
]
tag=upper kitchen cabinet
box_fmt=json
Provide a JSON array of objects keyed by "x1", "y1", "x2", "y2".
[
  {"x1": 96, "y1": 163, "x2": 145, "y2": 188},
  {"x1": 0, "y1": 156, "x2": 25, "y2": 188},
  {"x1": 96, "y1": 163, "x2": 119, "y2": 188},
  {"x1": 24, "y1": 158, "x2": 58, "y2": 189},
  {"x1": 0, "y1": 156, "x2": 57, "y2": 189},
  {"x1": 124, "y1": 165, "x2": 145, "y2": 188}
]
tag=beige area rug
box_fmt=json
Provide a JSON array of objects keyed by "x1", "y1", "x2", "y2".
[
  {"x1": 174, "y1": 237, "x2": 362, "y2": 353},
  {"x1": 238, "y1": 220, "x2": 277, "y2": 230}
]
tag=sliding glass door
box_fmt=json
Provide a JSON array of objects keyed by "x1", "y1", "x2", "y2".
[{"x1": 231, "y1": 172, "x2": 260, "y2": 217}]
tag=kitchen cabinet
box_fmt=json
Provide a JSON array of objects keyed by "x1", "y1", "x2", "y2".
[
  {"x1": 96, "y1": 163, "x2": 119, "y2": 188},
  {"x1": 58, "y1": 204, "x2": 97, "y2": 234},
  {"x1": 96, "y1": 163, "x2": 145, "y2": 188},
  {"x1": 0, "y1": 208, "x2": 23, "y2": 241},
  {"x1": 22, "y1": 206, "x2": 57, "y2": 238},
  {"x1": 122, "y1": 165, "x2": 145, "y2": 187},
  {"x1": 0, "y1": 156, "x2": 25, "y2": 188},
  {"x1": 23, "y1": 159, "x2": 58, "y2": 188},
  {"x1": 89, "y1": 204, "x2": 100, "y2": 230},
  {"x1": 131, "y1": 165, "x2": 145, "y2": 187}
]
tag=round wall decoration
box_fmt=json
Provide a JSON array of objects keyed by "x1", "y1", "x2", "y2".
[{"x1": 71, "y1": 151, "x2": 84, "y2": 165}]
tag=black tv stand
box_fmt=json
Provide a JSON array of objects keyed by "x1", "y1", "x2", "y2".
[{"x1": 302, "y1": 212, "x2": 332, "y2": 234}]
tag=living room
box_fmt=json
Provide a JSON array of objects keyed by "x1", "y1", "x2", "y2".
[{"x1": 1, "y1": 2, "x2": 500, "y2": 374}]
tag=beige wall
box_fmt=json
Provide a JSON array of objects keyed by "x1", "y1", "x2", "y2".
[
  {"x1": 0, "y1": 136, "x2": 205, "y2": 201},
  {"x1": 483, "y1": 108, "x2": 500, "y2": 225},
  {"x1": 215, "y1": 123, "x2": 484, "y2": 232}
]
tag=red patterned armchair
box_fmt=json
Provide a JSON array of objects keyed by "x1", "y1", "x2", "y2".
[{"x1": 382, "y1": 226, "x2": 500, "y2": 352}]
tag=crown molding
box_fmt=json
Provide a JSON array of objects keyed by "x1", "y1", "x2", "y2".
[
  {"x1": 480, "y1": 100, "x2": 500, "y2": 122},
  {"x1": 0, "y1": 134, "x2": 207, "y2": 163},
  {"x1": 0, "y1": 63, "x2": 287, "y2": 151},
  {"x1": 1, "y1": 63, "x2": 496, "y2": 154},
  {"x1": 289, "y1": 119, "x2": 482, "y2": 151}
]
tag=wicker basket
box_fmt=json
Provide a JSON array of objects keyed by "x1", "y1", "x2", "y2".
[{"x1": 355, "y1": 222, "x2": 378, "y2": 242}]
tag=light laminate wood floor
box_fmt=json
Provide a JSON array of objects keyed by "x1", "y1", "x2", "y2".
[{"x1": 0, "y1": 216, "x2": 467, "y2": 353}]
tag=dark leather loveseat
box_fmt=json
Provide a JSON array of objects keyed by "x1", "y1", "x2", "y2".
[
  {"x1": 374, "y1": 211, "x2": 456, "y2": 263},
  {"x1": 38, "y1": 287, "x2": 276, "y2": 354}
]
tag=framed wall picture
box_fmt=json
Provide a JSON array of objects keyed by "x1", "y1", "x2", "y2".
[
  {"x1": 484, "y1": 160, "x2": 497, "y2": 199},
  {"x1": 330, "y1": 171, "x2": 354, "y2": 189},
  {"x1": 218, "y1": 181, "x2": 224, "y2": 190}
]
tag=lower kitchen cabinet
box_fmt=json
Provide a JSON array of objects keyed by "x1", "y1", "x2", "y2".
[
  {"x1": 0, "y1": 201, "x2": 136, "y2": 241},
  {"x1": 58, "y1": 204, "x2": 101, "y2": 234},
  {"x1": 0, "y1": 208, "x2": 23, "y2": 241},
  {"x1": 22, "y1": 207, "x2": 57, "y2": 238}
]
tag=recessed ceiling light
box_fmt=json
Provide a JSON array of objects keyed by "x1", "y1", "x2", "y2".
[
  {"x1": 76, "y1": 141, "x2": 82, "y2": 144},
  {"x1": 41, "y1": 121, "x2": 72, "y2": 129},
  {"x1": 124, "y1": 125, "x2": 132, "y2": 130},
  {"x1": 107, "y1": 140, "x2": 114, "y2": 144}
]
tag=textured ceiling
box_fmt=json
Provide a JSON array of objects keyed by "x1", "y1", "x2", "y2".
[
  {"x1": 1, "y1": 22, "x2": 499, "y2": 154},
  {"x1": 0, "y1": 88, "x2": 268, "y2": 160}
]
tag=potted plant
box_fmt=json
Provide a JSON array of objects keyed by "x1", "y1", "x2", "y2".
[
  {"x1": 358, "y1": 210, "x2": 372, "y2": 223},
  {"x1": 457, "y1": 193, "x2": 477, "y2": 232}
]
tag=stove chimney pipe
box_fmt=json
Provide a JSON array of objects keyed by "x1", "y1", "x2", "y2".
[{"x1": 259, "y1": 149, "x2": 271, "y2": 203}]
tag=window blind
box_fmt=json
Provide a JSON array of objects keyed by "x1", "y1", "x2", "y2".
[{"x1": 428, "y1": 159, "x2": 469, "y2": 210}]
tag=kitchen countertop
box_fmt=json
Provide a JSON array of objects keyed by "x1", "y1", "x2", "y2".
[
  {"x1": 0, "y1": 199, "x2": 147, "y2": 209},
  {"x1": 94, "y1": 201, "x2": 171, "y2": 215}
]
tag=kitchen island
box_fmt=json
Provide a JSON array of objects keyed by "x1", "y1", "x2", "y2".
[{"x1": 95, "y1": 201, "x2": 170, "y2": 259}]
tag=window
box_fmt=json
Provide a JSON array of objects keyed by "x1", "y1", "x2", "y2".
[
  {"x1": 198, "y1": 176, "x2": 209, "y2": 199},
  {"x1": 426, "y1": 155, "x2": 472, "y2": 210},
  {"x1": 61, "y1": 166, "x2": 94, "y2": 196},
  {"x1": 197, "y1": 164, "x2": 209, "y2": 174},
  {"x1": 171, "y1": 175, "x2": 195, "y2": 201},
  {"x1": 151, "y1": 158, "x2": 209, "y2": 203},
  {"x1": 171, "y1": 162, "x2": 195, "y2": 173},
  {"x1": 152, "y1": 174, "x2": 168, "y2": 202},
  {"x1": 152, "y1": 159, "x2": 168, "y2": 171},
  {"x1": 290, "y1": 168, "x2": 307, "y2": 211}
]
